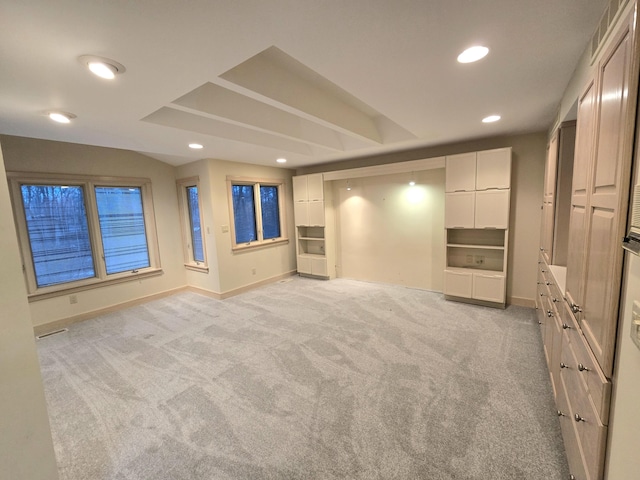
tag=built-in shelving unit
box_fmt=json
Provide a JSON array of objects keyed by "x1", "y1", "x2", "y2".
[
  {"x1": 443, "y1": 147, "x2": 511, "y2": 307},
  {"x1": 292, "y1": 174, "x2": 335, "y2": 279}
]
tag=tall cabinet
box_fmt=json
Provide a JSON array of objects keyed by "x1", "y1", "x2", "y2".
[
  {"x1": 292, "y1": 173, "x2": 335, "y2": 279},
  {"x1": 444, "y1": 147, "x2": 512, "y2": 307},
  {"x1": 536, "y1": 6, "x2": 639, "y2": 480}
]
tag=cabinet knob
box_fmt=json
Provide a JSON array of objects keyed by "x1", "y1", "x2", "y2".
[
  {"x1": 541, "y1": 269, "x2": 547, "y2": 273},
  {"x1": 546, "y1": 281, "x2": 552, "y2": 286},
  {"x1": 540, "y1": 292, "x2": 545, "y2": 297},
  {"x1": 557, "y1": 410, "x2": 565, "y2": 417},
  {"x1": 547, "y1": 310, "x2": 553, "y2": 318},
  {"x1": 578, "y1": 363, "x2": 590, "y2": 372},
  {"x1": 560, "y1": 362, "x2": 568, "y2": 369},
  {"x1": 562, "y1": 323, "x2": 571, "y2": 330},
  {"x1": 552, "y1": 297, "x2": 559, "y2": 303},
  {"x1": 569, "y1": 475, "x2": 576, "y2": 480},
  {"x1": 574, "y1": 413, "x2": 585, "y2": 423},
  {"x1": 540, "y1": 247, "x2": 544, "y2": 251},
  {"x1": 570, "y1": 303, "x2": 582, "y2": 314}
]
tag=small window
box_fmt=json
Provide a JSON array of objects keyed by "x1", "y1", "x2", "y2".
[
  {"x1": 176, "y1": 177, "x2": 207, "y2": 270},
  {"x1": 226, "y1": 176, "x2": 288, "y2": 250},
  {"x1": 95, "y1": 186, "x2": 150, "y2": 274},
  {"x1": 20, "y1": 184, "x2": 95, "y2": 287}
]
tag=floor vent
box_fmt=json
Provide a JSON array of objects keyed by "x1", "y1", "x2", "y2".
[
  {"x1": 36, "y1": 328, "x2": 68, "y2": 340},
  {"x1": 591, "y1": 0, "x2": 630, "y2": 62}
]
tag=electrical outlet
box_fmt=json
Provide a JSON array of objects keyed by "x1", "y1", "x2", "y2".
[
  {"x1": 475, "y1": 256, "x2": 485, "y2": 265},
  {"x1": 69, "y1": 294, "x2": 78, "y2": 304}
]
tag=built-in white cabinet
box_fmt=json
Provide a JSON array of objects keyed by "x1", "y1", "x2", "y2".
[
  {"x1": 293, "y1": 173, "x2": 325, "y2": 226},
  {"x1": 292, "y1": 174, "x2": 335, "y2": 279},
  {"x1": 444, "y1": 147, "x2": 511, "y2": 307}
]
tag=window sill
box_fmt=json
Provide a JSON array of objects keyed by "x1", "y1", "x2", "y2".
[
  {"x1": 185, "y1": 263, "x2": 209, "y2": 273},
  {"x1": 27, "y1": 268, "x2": 164, "y2": 302},
  {"x1": 231, "y1": 237, "x2": 289, "y2": 253}
]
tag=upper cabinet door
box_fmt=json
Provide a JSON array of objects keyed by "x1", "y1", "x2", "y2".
[
  {"x1": 445, "y1": 152, "x2": 476, "y2": 192},
  {"x1": 306, "y1": 174, "x2": 324, "y2": 201},
  {"x1": 475, "y1": 190, "x2": 510, "y2": 228},
  {"x1": 292, "y1": 176, "x2": 308, "y2": 202},
  {"x1": 445, "y1": 192, "x2": 475, "y2": 228},
  {"x1": 476, "y1": 148, "x2": 512, "y2": 190}
]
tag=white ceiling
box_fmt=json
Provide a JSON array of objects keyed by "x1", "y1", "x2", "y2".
[{"x1": 0, "y1": 0, "x2": 608, "y2": 168}]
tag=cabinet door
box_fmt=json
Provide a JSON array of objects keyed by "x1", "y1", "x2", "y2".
[
  {"x1": 475, "y1": 190, "x2": 509, "y2": 228},
  {"x1": 292, "y1": 176, "x2": 308, "y2": 202},
  {"x1": 311, "y1": 257, "x2": 328, "y2": 277},
  {"x1": 308, "y1": 201, "x2": 325, "y2": 226},
  {"x1": 476, "y1": 148, "x2": 511, "y2": 190},
  {"x1": 444, "y1": 269, "x2": 472, "y2": 298},
  {"x1": 540, "y1": 202, "x2": 554, "y2": 264},
  {"x1": 445, "y1": 192, "x2": 475, "y2": 228},
  {"x1": 565, "y1": 76, "x2": 596, "y2": 320},
  {"x1": 580, "y1": 21, "x2": 634, "y2": 377},
  {"x1": 306, "y1": 174, "x2": 324, "y2": 201},
  {"x1": 544, "y1": 135, "x2": 559, "y2": 202},
  {"x1": 445, "y1": 152, "x2": 476, "y2": 192},
  {"x1": 294, "y1": 202, "x2": 309, "y2": 226},
  {"x1": 472, "y1": 273, "x2": 505, "y2": 303},
  {"x1": 297, "y1": 255, "x2": 312, "y2": 274}
]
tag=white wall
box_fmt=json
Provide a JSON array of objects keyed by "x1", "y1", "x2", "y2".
[
  {"x1": 300, "y1": 132, "x2": 546, "y2": 305},
  {"x1": 0, "y1": 135, "x2": 186, "y2": 327},
  {"x1": 332, "y1": 169, "x2": 445, "y2": 291},
  {"x1": 0, "y1": 141, "x2": 59, "y2": 480}
]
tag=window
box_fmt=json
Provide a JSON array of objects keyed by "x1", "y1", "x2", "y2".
[
  {"x1": 176, "y1": 177, "x2": 207, "y2": 270},
  {"x1": 9, "y1": 172, "x2": 161, "y2": 298},
  {"x1": 226, "y1": 176, "x2": 288, "y2": 250}
]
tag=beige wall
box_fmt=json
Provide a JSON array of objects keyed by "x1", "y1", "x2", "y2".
[
  {"x1": 0, "y1": 135, "x2": 186, "y2": 327},
  {"x1": 300, "y1": 132, "x2": 546, "y2": 305},
  {"x1": 205, "y1": 159, "x2": 297, "y2": 294},
  {"x1": 0, "y1": 141, "x2": 59, "y2": 480},
  {"x1": 332, "y1": 169, "x2": 445, "y2": 291}
]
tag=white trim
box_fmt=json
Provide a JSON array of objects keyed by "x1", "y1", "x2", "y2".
[{"x1": 321, "y1": 156, "x2": 446, "y2": 181}]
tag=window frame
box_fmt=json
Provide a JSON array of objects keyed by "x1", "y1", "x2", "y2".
[
  {"x1": 8, "y1": 172, "x2": 162, "y2": 300},
  {"x1": 176, "y1": 176, "x2": 208, "y2": 272},
  {"x1": 226, "y1": 175, "x2": 288, "y2": 251}
]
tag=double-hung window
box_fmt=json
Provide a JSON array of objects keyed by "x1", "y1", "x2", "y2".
[
  {"x1": 176, "y1": 177, "x2": 207, "y2": 270},
  {"x1": 8, "y1": 172, "x2": 161, "y2": 298},
  {"x1": 226, "y1": 176, "x2": 288, "y2": 250}
]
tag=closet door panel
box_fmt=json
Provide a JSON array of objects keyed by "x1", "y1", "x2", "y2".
[{"x1": 581, "y1": 23, "x2": 633, "y2": 377}]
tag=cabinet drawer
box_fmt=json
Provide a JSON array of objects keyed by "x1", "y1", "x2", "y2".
[
  {"x1": 565, "y1": 315, "x2": 611, "y2": 424},
  {"x1": 444, "y1": 269, "x2": 472, "y2": 298},
  {"x1": 561, "y1": 354, "x2": 607, "y2": 480},
  {"x1": 472, "y1": 273, "x2": 505, "y2": 303},
  {"x1": 558, "y1": 374, "x2": 589, "y2": 480}
]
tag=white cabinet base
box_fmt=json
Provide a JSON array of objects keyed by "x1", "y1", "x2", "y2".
[{"x1": 444, "y1": 268, "x2": 506, "y2": 307}]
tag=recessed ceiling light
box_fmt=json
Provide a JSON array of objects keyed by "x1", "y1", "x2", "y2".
[
  {"x1": 457, "y1": 46, "x2": 489, "y2": 63},
  {"x1": 276, "y1": 158, "x2": 287, "y2": 164},
  {"x1": 482, "y1": 115, "x2": 501, "y2": 123},
  {"x1": 188, "y1": 143, "x2": 203, "y2": 149},
  {"x1": 48, "y1": 111, "x2": 76, "y2": 124},
  {"x1": 78, "y1": 55, "x2": 126, "y2": 80}
]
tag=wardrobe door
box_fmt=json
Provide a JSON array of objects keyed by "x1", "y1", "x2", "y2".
[
  {"x1": 581, "y1": 20, "x2": 635, "y2": 377},
  {"x1": 565, "y1": 77, "x2": 597, "y2": 323}
]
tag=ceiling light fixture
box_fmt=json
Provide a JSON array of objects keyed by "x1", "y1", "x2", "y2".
[
  {"x1": 188, "y1": 143, "x2": 203, "y2": 149},
  {"x1": 78, "y1": 55, "x2": 126, "y2": 80},
  {"x1": 47, "y1": 111, "x2": 76, "y2": 124},
  {"x1": 276, "y1": 158, "x2": 287, "y2": 164},
  {"x1": 482, "y1": 115, "x2": 501, "y2": 123},
  {"x1": 346, "y1": 180, "x2": 351, "y2": 191},
  {"x1": 409, "y1": 172, "x2": 416, "y2": 186},
  {"x1": 457, "y1": 46, "x2": 489, "y2": 63}
]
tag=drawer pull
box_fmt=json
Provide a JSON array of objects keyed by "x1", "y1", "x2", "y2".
[
  {"x1": 546, "y1": 281, "x2": 553, "y2": 286},
  {"x1": 578, "y1": 363, "x2": 590, "y2": 372},
  {"x1": 570, "y1": 303, "x2": 582, "y2": 314},
  {"x1": 569, "y1": 475, "x2": 576, "y2": 480},
  {"x1": 541, "y1": 269, "x2": 547, "y2": 273},
  {"x1": 574, "y1": 413, "x2": 585, "y2": 423},
  {"x1": 562, "y1": 323, "x2": 571, "y2": 330},
  {"x1": 552, "y1": 297, "x2": 559, "y2": 303},
  {"x1": 547, "y1": 310, "x2": 553, "y2": 318},
  {"x1": 540, "y1": 292, "x2": 545, "y2": 297},
  {"x1": 560, "y1": 362, "x2": 568, "y2": 369},
  {"x1": 557, "y1": 410, "x2": 565, "y2": 417}
]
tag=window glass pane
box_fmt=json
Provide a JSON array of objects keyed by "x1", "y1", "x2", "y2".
[
  {"x1": 186, "y1": 186, "x2": 204, "y2": 262},
  {"x1": 232, "y1": 185, "x2": 257, "y2": 243},
  {"x1": 95, "y1": 186, "x2": 150, "y2": 274},
  {"x1": 20, "y1": 185, "x2": 95, "y2": 287},
  {"x1": 260, "y1": 185, "x2": 281, "y2": 239}
]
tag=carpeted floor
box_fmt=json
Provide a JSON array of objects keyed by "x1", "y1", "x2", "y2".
[{"x1": 37, "y1": 277, "x2": 568, "y2": 479}]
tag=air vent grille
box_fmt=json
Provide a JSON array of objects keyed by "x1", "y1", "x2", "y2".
[
  {"x1": 632, "y1": 186, "x2": 640, "y2": 230},
  {"x1": 591, "y1": 0, "x2": 630, "y2": 62}
]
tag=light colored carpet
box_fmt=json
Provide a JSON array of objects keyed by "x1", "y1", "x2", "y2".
[{"x1": 37, "y1": 277, "x2": 568, "y2": 479}]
